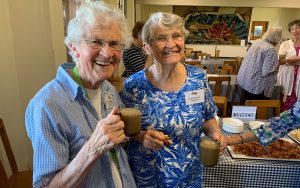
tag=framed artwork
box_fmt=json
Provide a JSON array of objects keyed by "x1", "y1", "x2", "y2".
[
  {"x1": 173, "y1": 6, "x2": 252, "y2": 45},
  {"x1": 250, "y1": 21, "x2": 268, "y2": 40}
]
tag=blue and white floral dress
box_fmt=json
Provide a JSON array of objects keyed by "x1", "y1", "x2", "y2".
[{"x1": 121, "y1": 64, "x2": 218, "y2": 188}]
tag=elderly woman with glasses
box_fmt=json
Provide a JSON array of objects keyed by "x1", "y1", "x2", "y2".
[
  {"x1": 121, "y1": 12, "x2": 226, "y2": 187},
  {"x1": 25, "y1": 2, "x2": 136, "y2": 188}
]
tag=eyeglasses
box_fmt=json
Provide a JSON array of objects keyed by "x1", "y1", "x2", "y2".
[
  {"x1": 151, "y1": 33, "x2": 183, "y2": 46},
  {"x1": 84, "y1": 38, "x2": 125, "y2": 51}
]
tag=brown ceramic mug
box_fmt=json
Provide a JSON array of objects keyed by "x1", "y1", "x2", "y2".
[
  {"x1": 199, "y1": 136, "x2": 220, "y2": 166},
  {"x1": 119, "y1": 104, "x2": 141, "y2": 137}
]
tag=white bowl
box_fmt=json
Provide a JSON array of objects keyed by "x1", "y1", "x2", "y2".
[
  {"x1": 248, "y1": 121, "x2": 265, "y2": 130},
  {"x1": 222, "y1": 118, "x2": 244, "y2": 133}
]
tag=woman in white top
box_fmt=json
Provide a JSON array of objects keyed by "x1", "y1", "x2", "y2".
[{"x1": 277, "y1": 19, "x2": 300, "y2": 111}]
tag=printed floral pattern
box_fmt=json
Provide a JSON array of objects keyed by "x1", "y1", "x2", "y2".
[
  {"x1": 253, "y1": 100, "x2": 300, "y2": 146},
  {"x1": 121, "y1": 65, "x2": 217, "y2": 187}
]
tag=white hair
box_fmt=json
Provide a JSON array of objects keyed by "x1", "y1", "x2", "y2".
[
  {"x1": 64, "y1": 1, "x2": 131, "y2": 62},
  {"x1": 142, "y1": 12, "x2": 189, "y2": 44},
  {"x1": 262, "y1": 26, "x2": 283, "y2": 45}
]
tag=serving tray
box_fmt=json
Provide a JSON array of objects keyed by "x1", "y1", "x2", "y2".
[
  {"x1": 227, "y1": 138, "x2": 300, "y2": 162},
  {"x1": 288, "y1": 133, "x2": 300, "y2": 146}
]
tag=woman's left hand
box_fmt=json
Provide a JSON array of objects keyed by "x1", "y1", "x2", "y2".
[{"x1": 210, "y1": 133, "x2": 227, "y2": 154}]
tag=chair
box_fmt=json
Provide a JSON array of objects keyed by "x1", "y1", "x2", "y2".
[
  {"x1": 223, "y1": 60, "x2": 239, "y2": 74},
  {"x1": 213, "y1": 65, "x2": 233, "y2": 75},
  {"x1": 197, "y1": 52, "x2": 211, "y2": 60},
  {"x1": 198, "y1": 65, "x2": 208, "y2": 71},
  {"x1": 0, "y1": 118, "x2": 32, "y2": 188},
  {"x1": 208, "y1": 76, "x2": 231, "y2": 117},
  {"x1": 185, "y1": 60, "x2": 200, "y2": 67},
  {"x1": 184, "y1": 48, "x2": 193, "y2": 59},
  {"x1": 245, "y1": 100, "x2": 281, "y2": 119},
  {"x1": 235, "y1": 56, "x2": 244, "y2": 73}
]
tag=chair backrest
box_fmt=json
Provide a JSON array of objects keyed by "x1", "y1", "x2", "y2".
[
  {"x1": 213, "y1": 65, "x2": 233, "y2": 75},
  {"x1": 235, "y1": 56, "x2": 244, "y2": 73},
  {"x1": 197, "y1": 52, "x2": 211, "y2": 60},
  {"x1": 185, "y1": 60, "x2": 200, "y2": 67},
  {"x1": 184, "y1": 48, "x2": 193, "y2": 59},
  {"x1": 0, "y1": 159, "x2": 9, "y2": 188},
  {"x1": 223, "y1": 61, "x2": 239, "y2": 74},
  {"x1": 245, "y1": 100, "x2": 281, "y2": 119},
  {"x1": 0, "y1": 118, "x2": 18, "y2": 187},
  {"x1": 208, "y1": 76, "x2": 231, "y2": 98}
]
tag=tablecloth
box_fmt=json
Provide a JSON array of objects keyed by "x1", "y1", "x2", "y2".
[{"x1": 203, "y1": 120, "x2": 300, "y2": 188}]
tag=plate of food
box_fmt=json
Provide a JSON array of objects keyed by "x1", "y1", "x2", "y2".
[
  {"x1": 288, "y1": 129, "x2": 300, "y2": 145},
  {"x1": 227, "y1": 138, "x2": 300, "y2": 161}
]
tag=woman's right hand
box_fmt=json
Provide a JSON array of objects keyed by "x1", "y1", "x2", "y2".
[
  {"x1": 134, "y1": 130, "x2": 165, "y2": 150},
  {"x1": 87, "y1": 107, "x2": 126, "y2": 156}
]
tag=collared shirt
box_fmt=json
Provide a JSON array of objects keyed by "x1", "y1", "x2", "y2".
[
  {"x1": 253, "y1": 100, "x2": 300, "y2": 146},
  {"x1": 121, "y1": 64, "x2": 217, "y2": 187},
  {"x1": 237, "y1": 39, "x2": 278, "y2": 97},
  {"x1": 25, "y1": 63, "x2": 136, "y2": 188}
]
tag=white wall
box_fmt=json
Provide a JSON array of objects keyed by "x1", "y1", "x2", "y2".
[
  {"x1": 140, "y1": 5, "x2": 172, "y2": 21},
  {"x1": 0, "y1": 0, "x2": 122, "y2": 176},
  {"x1": 250, "y1": 8, "x2": 298, "y2": 40},
  {"x1": 0, "y1": 0, "x2": 66, "y2": 175}
]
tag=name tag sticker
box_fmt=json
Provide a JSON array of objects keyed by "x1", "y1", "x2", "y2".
[
  {"x1": 104, "y1": 93, "x2": 114, "y2": 109},
  {"x1": 185, "y1": 89, "x2": 204, "y2": 105},
  {"x1": 232, "y1": 106, "x2": 257, "y2": 122}
]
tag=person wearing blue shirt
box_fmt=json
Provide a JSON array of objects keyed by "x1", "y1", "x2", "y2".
[
  {"x1": 25, "y1": 2, "x2": 136, "y2": 188},
  {"x1": 237, "y1": 26, "x2": 282, "y2": 103},
  {"x1": 121, "y1": 12, "x2": 227, "y2": 187}
]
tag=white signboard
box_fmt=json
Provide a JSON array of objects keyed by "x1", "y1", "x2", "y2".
[{"x1": 231, "y1": 106, "x2": 257, "y2": 122}]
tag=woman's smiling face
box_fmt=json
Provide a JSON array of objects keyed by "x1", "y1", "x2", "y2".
[
  {"x1": 145, "y1": 26, "x2": 184, "y2": 65},
  {"x1": 291, "y1": 24, "x2": 300, "y2": 40},
  {"x1": 73, "y1": 22, "x2": 122, "y2": 89}
]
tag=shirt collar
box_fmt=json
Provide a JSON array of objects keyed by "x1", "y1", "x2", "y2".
[{"x1": 56, "y1": 63, "x2": 86, "y2": 102}]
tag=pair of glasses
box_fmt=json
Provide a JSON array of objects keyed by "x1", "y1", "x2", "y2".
[
  {"x1": 84, "y1": 39, "x2": 125, "y2": 51},
  {"x1": 151, "y1": 33, "x2": 183, "y2": 46}
]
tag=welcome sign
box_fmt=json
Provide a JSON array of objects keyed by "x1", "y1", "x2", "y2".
[{"x1": 231, "y1": 106, "x2": 257, "y2": 122}]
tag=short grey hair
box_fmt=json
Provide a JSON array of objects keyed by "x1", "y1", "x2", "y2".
[
  {"x1": 64, "y1": 1, "x2": 131, "y2": 62},
  {"x1": 262, "y1": 26, "x2": 283, "y2": 45},
  {"x1": 141, "y1": 12, "x2": 189, "y2": 44}
]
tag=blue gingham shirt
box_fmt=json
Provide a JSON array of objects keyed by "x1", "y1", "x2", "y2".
[
  {"x1": 25, "y1": 63, "x2": 136, "y2": 188},
  {"x1": 237, "y1": 39, "x2": 278, "y2": 97}
]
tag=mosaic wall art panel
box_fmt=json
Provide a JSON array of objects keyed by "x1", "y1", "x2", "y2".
[{"x1": 173, "y1": 6, "x2": 252, "y2": 45}]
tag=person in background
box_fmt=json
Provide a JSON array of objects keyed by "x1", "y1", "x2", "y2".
[
  {"x1": 122, "y1": 21, "x2": 153, "y2": 77},
  {"x1": 121, "y1": 12, "x2": 226, "y2": 187},
  {"x1": 237, "y1": 26, "x2": 283, "y2": 104},
  {"x1": 25, "y1": 2, "x2": 136, "y2": 188},
  {"x1": 226, "y1": 100, "x2": 300, "y2": 146},
  {"x1": 277, "y1": 19, "x2": 300, "y2": 112}
]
